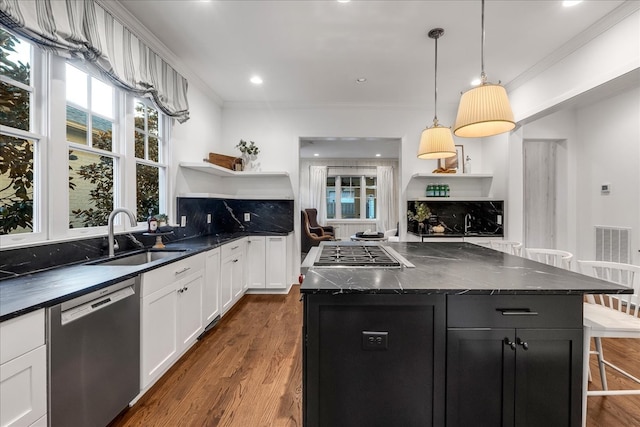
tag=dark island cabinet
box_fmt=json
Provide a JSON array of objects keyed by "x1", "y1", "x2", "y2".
[
  {"x1": 446, "y1": 295, "x2": 584, "y2": 427},
  {"x1": 303, "y1": 293, "x2": 446, "y2": 427}
]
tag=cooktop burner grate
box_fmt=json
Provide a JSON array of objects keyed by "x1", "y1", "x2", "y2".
[{"x1": 314, "y1": 244, "x2": 401, "y2": 267}]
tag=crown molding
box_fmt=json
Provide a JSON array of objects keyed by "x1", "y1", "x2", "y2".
[
  {"x1": 506, "y1": 1, "x2": 640, "y2": 93},
  {"x1": 97, "y1": 0, "x2": 223, "y2": 107}
]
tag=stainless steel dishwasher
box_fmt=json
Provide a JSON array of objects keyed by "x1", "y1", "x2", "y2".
[{"x1": 47, "y1": 276, "x2": 140, "y2": 427}]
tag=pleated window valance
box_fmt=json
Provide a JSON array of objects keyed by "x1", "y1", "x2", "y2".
[{"x1": 0, "y1": 0, "x2": 189, "y2": 123}]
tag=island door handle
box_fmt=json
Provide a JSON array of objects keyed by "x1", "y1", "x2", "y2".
[
  {"x1": 503, "y1": 337, "x2": 516, "y2": 350},
  {"x1": 516, "y1": 337, "x2": 529, "y2": 350},
  {"x1": 496, "y1": 308, "x2": 539, "y2": 316},
  {"x1": 175, "y1": 267, "x2": 191, "y2": 275}
]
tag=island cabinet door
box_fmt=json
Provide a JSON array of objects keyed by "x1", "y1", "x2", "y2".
[
  {"x1": 513, "y1": 328, "x2": 583, "y2": 427},
  {"x1": 303, "y1": 293, "x2": 446, "y2": 427},
  {"x1": 446, "y1": 328, "x2": 516, "y2": 427}
]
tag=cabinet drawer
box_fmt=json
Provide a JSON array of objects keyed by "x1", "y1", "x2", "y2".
[
  {"x1": 0, "y1": 309, "x2": 44, "y2": 365},
  {"x1": 142, "y1": 253, "x2": 204, "y2": 297},
  {"x1": 221, "y1": 239, "x2": 244, "y2": 259},
  {"x1": 447, "y1": 295, "x2": 582, "y2": 328}
]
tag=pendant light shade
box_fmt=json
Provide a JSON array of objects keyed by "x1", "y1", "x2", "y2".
[
  {"x1": 418, "y1": 123, "x2": 456, "y2": 159},
  {"x1": 454, "y1": 83, "x2": 515, "y2": 138},
  {"x1": 417, "y1": 28, "x2": 456, "y2": 160},
  {"x1": 454, "y1": 0, "x2": 515, "y2": 138}
]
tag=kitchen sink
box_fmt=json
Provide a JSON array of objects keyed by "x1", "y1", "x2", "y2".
[{"x1": 88, "y1": 250, "x2": 187, "y2": 266}]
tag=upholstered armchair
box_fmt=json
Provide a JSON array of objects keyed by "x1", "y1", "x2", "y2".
[
  {"x1": 304, "y1": 208, "x2": 335, "y2": 237},
  {"x1": 301, "y1": 210, "x2": 334, "y2": 254}
]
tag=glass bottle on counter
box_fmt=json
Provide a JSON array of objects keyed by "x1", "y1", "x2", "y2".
[{"x1": 147, "y1": 209, "x2": 158, "y2": 233}]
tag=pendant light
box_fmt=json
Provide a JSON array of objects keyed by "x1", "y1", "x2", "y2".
[
  {"x1": 417, "y1": 28, "x2": 456, "y2": 160},
  {"x1": 454, "y1": 0, "x2": 515, "y2": 138}
]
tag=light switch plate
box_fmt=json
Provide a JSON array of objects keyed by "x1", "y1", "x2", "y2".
[
  {"x1": 244, "y1": 213, "x2": 250, "y2": 221},
  {"x1": 207, "y1": 213, "x2": 211, "y2": 224}
]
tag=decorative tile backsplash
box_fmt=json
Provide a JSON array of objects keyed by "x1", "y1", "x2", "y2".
[
  {"x1": 1, "y1": 197, "x2": 293, "y2": 279},
  {"x1": 407, "y1": 200, "x2": 504, "y2": 235}
]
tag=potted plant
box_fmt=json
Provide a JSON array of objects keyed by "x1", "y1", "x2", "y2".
[
  {"x1": 235, "y1": 140, "x2": 260, "y2": 171},
  {"x1": 407, "y1": 202, "x2": 431, "y2": 234},
  {"x1": 156, "y1": 213, "x2": 169, "y2": 226}
]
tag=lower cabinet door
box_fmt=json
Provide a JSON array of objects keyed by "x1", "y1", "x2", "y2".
[
  {"x1": 0, "y1": 346, "x2": 47, "y2": 427},
  {"x1": 221, "y1": 255, "x2": 235, "y2": 313},
  {"x1": 513, "y1": 328, "x2": 583, "y2": 427},
  {"x1": 446, "y1": 328, "x2": 515, "y2": 427},
  {"x1": 266, "y1": 236, "x2": 287, "y2": 289},
  {"x1": 141, "y1": 284, "x2": 179, "y2": 389},
  {"x1": 177, "y1": 271, "x2": 204, "y2": 348}
]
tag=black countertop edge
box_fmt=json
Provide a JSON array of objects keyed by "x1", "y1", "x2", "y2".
[
  {"x1": 298, "y1": 288, "x2": 627, "y2": 295},
  {"x1": 407, "y1": 231, "x2": 504, "y2": 238},
  {"x1": 0, "y1": 232, "x2": 287, "y2": 321}
]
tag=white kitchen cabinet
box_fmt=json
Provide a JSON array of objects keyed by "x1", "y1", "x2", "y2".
[
  {"x1": 221, "y1": 238, "x2": 247, "y2": 315},
  {"x1": 246, "y1": 236, "x2": 266, "y2": 288},
  {"x1": 247, "y1": 235, "x2": 288, "y2": 290},
  {"x1": 0, "y1": 309, "x2": 47, "y2": 427},
  {"x1": 266, "y1": 236, "x2": 288, "y2": 289},
  {"x1": 140, "y1": 253, "x2": 205, "y2": 390},
  {"x1": 203, "y1": 247, "x2": 221, "y2": 327}
]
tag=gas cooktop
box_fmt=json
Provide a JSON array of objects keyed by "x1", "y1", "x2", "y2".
[{"x1": 314, "y1": 243, "x2": 402, "y2": 268}]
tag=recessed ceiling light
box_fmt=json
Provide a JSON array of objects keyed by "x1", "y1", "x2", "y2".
[
  {"x1": 337, "y1": 0, "x2": 351, "y2": 3},
  {"x1": 375, "y1": 153, "x2": 381, "y2": 157},
  {"x1": 563, "y1": 1, "x2": 583, "y2": 7},
  {"x1": 314, "y1": 153, "x2": 320, "y2": 157},
  {"x1": 250, "y1": 75, "x2": 263, "y2": 85},
  {"x1": 356, "y1": 77, "x2": 367, "y2": 83}
]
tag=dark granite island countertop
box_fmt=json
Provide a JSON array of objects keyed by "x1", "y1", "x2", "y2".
[{"x1": 300, "y1": 242, "x2": 631, "y2": 295}]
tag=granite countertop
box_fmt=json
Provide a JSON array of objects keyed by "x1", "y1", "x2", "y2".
[
  {"x1": 0, "y1": 232, "x2": 287, "y2": 321},
  {"x1": 300, "y1": 242, "x2": 631, "y2": 296},
  {"x1": 408, "y1": 231, "x2": 503, "y2": 238}
]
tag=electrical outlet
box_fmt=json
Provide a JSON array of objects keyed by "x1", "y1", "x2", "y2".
[
  {"x1": 207, "y1": 213, "x2": 212, "y2": 224},
  {"x1": 362, "y1": 331, "x2": 388, "y2": 351},
  {"x1": 180, "y1": 216, "x2": 187, "y2": 227},
  {"x1": 497, "y1": 214, "x2": 502, "y2": 225},
  {"x1": 244, "y1": 213, "x2": 250, "y2": 222}
]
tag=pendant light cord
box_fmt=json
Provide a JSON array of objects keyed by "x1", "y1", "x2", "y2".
[
  {"x1": 480, "y1": 0, "x2": 486, "y2": 83},
  {"x1": 434, "y1": 33, "x2": 439, "y2": 124}
]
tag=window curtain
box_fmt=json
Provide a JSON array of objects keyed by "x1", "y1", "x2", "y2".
[
  {"x1": 0, "y1": 0, "x2": 190, "y2": 123},
  {"x1": 376, "y1": 165, "x2": 396, "y2": 232},
  {"x1": 309, "y1": 165, "x2": 327, "y2": 223}
]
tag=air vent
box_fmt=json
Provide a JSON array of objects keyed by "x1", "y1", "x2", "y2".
[{"x1": 595, "y1": 225, "x2": 632, "y2": 284}]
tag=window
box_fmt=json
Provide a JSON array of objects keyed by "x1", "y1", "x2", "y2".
[
  {"x1": 134, "y1": 100, "x2": 166, "y2": 222},
  {"x1": 66, "y1": 63, "x2": 118, "y2": 228},
  {"x1": 0, "y1": 28, "x2": 38, "y2": 236},
  {"x1": 326, "y1": 175, "x2": 377, "y2": 220}
]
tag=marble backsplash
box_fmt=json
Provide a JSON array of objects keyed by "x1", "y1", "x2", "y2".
[
  {"x1": 407, "y1": 200, "x2": 504, "y2": 235},
  {"x1": 1, "y1": 198, "x2": 293, "y2": 279}
]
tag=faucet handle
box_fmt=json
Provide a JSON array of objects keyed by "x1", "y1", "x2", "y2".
[{"x1": 113, "y1": 239, "x2": 119, "y2": 251}]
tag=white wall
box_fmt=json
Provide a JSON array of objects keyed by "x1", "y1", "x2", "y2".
[{"x1": 575, "y1": 87, "x2": 640, "y2": 264}]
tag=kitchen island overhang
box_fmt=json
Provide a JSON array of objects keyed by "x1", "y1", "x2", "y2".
[{"x1": 300, "y1": 242, "x2": 631, "y2": 427}]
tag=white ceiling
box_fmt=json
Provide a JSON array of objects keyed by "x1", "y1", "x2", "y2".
[{"x1": 116, "y1": 0, "x2": 633, "y2": 158}]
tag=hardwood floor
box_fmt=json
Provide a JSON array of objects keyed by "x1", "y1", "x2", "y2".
[{"x1": 111, "y1": 286, "x2": 639, "y2": 427}]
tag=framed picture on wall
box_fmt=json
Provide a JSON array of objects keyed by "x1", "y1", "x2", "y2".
[{"x1": 438, "y1": 145, "x2": 464, "y2": 172}]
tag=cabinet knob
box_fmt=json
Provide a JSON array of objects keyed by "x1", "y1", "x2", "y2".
[
  {"x1": 516, "y1": 337, "x2": 529, "y2": 350},
  {"x1": 503, "y1": 337, "x2": 516, "y2": 350}
]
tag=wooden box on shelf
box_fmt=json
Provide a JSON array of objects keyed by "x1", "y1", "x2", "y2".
[{"x1": 207, "y1": 152, "x2": 243, "y2": 171}]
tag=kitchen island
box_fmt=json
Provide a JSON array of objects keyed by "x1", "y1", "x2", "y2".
[{"x1": 300, "y1": 242, "x2": 630, "y2": 427}]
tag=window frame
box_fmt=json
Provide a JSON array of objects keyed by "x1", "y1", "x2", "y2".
[{"x1": 326, "y1": 174, "x2": 377, "y2": 220}]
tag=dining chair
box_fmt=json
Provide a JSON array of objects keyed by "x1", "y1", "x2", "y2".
[
  {"x1": 524, "y1": 248, "x2": 574, "y2": 270},
  {"x1": 489, "y1": 240, "x2": 523, "y2": 256},
  {"x1": 577, "y1": 260, "x2": 640, "y2": 427}
]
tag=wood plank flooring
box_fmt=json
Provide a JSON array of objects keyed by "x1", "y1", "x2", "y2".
[{"x1": 110, "y1": 286, "x2": 640, "y2": 427}]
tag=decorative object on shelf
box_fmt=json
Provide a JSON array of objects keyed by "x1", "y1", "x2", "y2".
[
  {"x1": 454, "y1": 0, "x2": 515, "y2": 138},
  {"x1": 437, "y1": 144, "x2": 464, "y2": 173},
  {"x1": 407, "y1": 202, "x2": 431, "y2": 233},
  {"x1": 464, "y1": 155, "x2": 472, "y2": 174},
  {"x1": 417, "y1": 28, "x2": 456, "y2": 160},
  {"x1": 207, "y1": 152, "x2": 243, "y2": 171},
  {"x1": 236, "y1": 139, "x2": 260, "y2": 171},
  {"x1": 426, "y1": 183, "x2": 450, "y2": 197}
]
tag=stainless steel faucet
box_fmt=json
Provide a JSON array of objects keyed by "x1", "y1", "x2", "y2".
[
  {"x1": 108, "y1": 208, "x2": 138, "y2": 257},
  {"x1": 464, "y1": 213, "x2": 472, "y2": 234}
]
